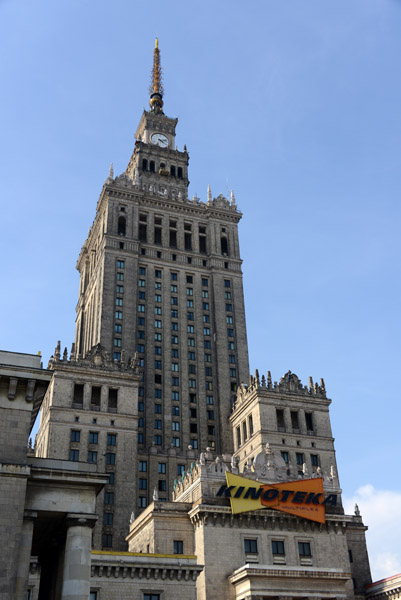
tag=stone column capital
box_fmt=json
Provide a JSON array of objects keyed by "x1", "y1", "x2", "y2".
[{"x1": 65, "y1": 513, "x2": 98, "y2": 529}]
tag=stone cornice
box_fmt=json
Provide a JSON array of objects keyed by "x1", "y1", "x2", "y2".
[{"x1": 229, "y1": 564, "x2": 351, "y2": 584}]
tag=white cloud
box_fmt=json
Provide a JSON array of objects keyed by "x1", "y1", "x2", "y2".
[{"x1": 344, "y1": 485, "x2": 401, "y2": 582}]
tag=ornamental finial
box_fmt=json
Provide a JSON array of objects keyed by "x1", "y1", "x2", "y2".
[{"x1": 149, "y1": 38, "x2": 164, "y2": 113}]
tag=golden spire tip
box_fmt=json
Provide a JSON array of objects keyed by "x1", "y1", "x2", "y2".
[{"x1": 155, "y1": 37, "x2": 158, "y2": 49}]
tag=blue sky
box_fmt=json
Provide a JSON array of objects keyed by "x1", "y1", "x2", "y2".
[{"x1": 1, "y1": 0, "x2": 400, "y2": 580}]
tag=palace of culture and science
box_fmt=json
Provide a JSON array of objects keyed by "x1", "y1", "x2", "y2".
[{"x1": 0, "y1": 40, "x2": 384, "y2": 600}]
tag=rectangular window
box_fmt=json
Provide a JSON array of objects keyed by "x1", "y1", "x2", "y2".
[
  {"x1": 248, "y1": 414, "x2": 254, "y2": 436},
  {"x1": 102, "y1": 534, "x2": 112, "y2": 548},
  {"x1": 207, "y1": 410, "x2": 214, "y2": 420},
  {"x1": 172, "y1": 391, "x2": 179, "y2": 401},
  {"x1": 154, "y1": 389, "x2": 162, "y2": 399},
  {"x1": 276, "y1": 409, "x2": 286, "y2": 431},
  {"x1": 158, "y1": 479, "x2": 167, "y2": 492},
  {"x1": 206, "y1": 395, "x2": 214, "y2": 405},
  {"x1": 291, "y1": 411, "x2": 300, "y2": 431},
  {"x1": 244, "y1": 539, "x2": 258, "y2": 554},
  {"x1": 89, "y1": 431, "x2": 98, "y2": 444},
  {"x1": 189, "y1": 393, "x2": 197, "y2": 403},
  {"x1": 138, "y1": 304, "x2": 145, "y2": 312},
  {"x1": 296, "y1": 452, "x2": 304, "y2": 465},
  {"x1": 138, "y1": 317, "x2": 145, "y2": 325},
  {"x1": 139, "y1": 461, "x2": 147, "y2": 472},
  {"x1": 107, "y1": 433, "x2": 116, "y2": 446},
  {"x1": 172, "y1": 437, "x2": 180, "y2": 447},
  {"x1": 155, "y1": 320, "x2": 162, "y2": 328},
  {"x1": 117, "y1": 272, "x2": 124, "y2": 281},
  {"x1": 114, "y1": 338, "x2": 122, "y2": 347},
  {"x1": 155, "y1": 269, "x2": 162, "y2": 278},
  {"x1": 172, "y1": 377, "x2": 179, "y2": 386},
  {"x1": 272, "y1": 540, "x2": 285, "y2": 555},
  {"x1": 225, "y1": 291, "x2": 231, "y2": 299},
  {"x1": 115, "y1": 311, "x2": 123, "y2": 320},
  {"x1": 171, "y1": 310, "x2": 178, "y2": 318},
  {"x1": 115, "y1": 297, "x2": 123, "y2": 307},
  {"x1": 281, "y1": 451, "x2": 289, "y2": 464},
  {"x1": 155, "y1": 332, "x2": 162, "y2": 341},
  {"x1": 202, "y1": 302, "x2": 209, "y2": 310},
  {"x1": 224, "y1": 279, "x2": 231, "y2": 287},
  {"x1": 171, "y1": 349, "x2": 178, "y2": 358},
  {"x1": 103, "y1": 452, "x2": 115, "y2": 466},
  {"x1": 190, "y1": 423, "x2": 198, "y2": 433},
  {"x1": 70, "y1": 430, "x2": 80, "y2": 442},
  {"x1": 91, "y1": 386, "x2": 101, "y2": 409},
  {"x1": 172, "y1": 406, "x2": 180, "y2": 416},
  {"x1": 202, "y1": 290, "x2": 209, "y2": 298},
  {"x1": 187, "y1": 312, "x2": 194, "y2": 320},
  {"x1": 226, "y1": 316, "x2": 233, "y2": 324},
  {"x1": 103, "y1": 512, "x2": 113, "y2": 526},
  {"x1": 108, "y1": 388, "x2": 118, "y2": 412},
  {"x1": 174, "y1": 540, "x2": 184, "y2": 554},
  {"x1": 305, "y1": 412, "x2": 314, "y2": 432},
  {"x1": 138, "y1": 432, "x2": 143, "y2": 443},
  {"x1": 188, "y1": 351, "x2": 195, "y2": 360},
  {"x1": 298, "y1": 542, "x2": 312, "y2": 557},
  {"x1": 177, "y1": 464, "x2": 185, "y2": 476},
  {"x1": 117, "y1": 260, "x2": 125, "y2": 269},
  {"x1": 171, "y1": 284, "x2": 177, "y2": 293},
  {"x1": 311, "y1": 454, "x2": 319, "y2": 467},
  {"x1": 189, "y1": 379, "x2": 196, "y2": 388},
  {"x1": 172, "y1": 363, "x2": 179, "y2": 372},
  {"x1": 154, "y1": 419, "x2": 162, "y2": 429},
  {"x1": 138, "y1": 496, "x2": 147, "y2": 508},
  {"x1": 116, "y1": 285, "x2": 124, "y2": 294},
  {"x1": 115, "y1": 324, "x2": 122, "y2": 334},
  {"x1": 186, "y1": 287, "x2": 193, "y2": 296},
  {"x1": 190, "y1": 438, "x2": 198, "y2": 448},
  {"x1": 104, "y1": 492, "x2": 114, "y2": 505},
  {"x1": 155, "y1": 281, "x2": 161, "y2": 290},
  {"x1": 155, "y1": 307, "x2": 162, "y2": 315},
  {"x1": 154, "y1": 435, "x2": 162, "y2": 445},
  {"x1": 137, "y1": 344, "x2": 145, "y2": 353},
  {"x1": 190, "y1": 407, "x2": 197, "y2": 418},
  {"x1": 69, "y1": 449, "x2": 79, "y2": 461},
  {"x1": 171, "y1": 296, "x2": 178, "y2": 305},
  {"x1": 139, "y1": 478, "x2": 147, "y2": 490},
  {"x1": 155, "y1": 403, "x2": 162, "y2": 413},
  {"x1": 227, "y1": 328, "x2": 234, "y2": 337},
  {"x1": 155, "y1": 294, "x2": 162, "y2": 302},
  {"x1": 203, "y1": 327, "x2": 210, "y2": 336},
  {"x1": 205, "y1": 381, "x2": 213, "y2": 390},
  {"x1": 88, "y1": 451, "x2": 97, "y2": 463},
  {"x1": 229, "y1": 355, "x2": 236, "y2": 363},
  {"x1": 171, "y1": 335, "x2": 178, "y2": 344},
  {"x1": 171, "y1": 322, "x2": 178, "y2": 330},
  {"x1": 157, "y1": 463, "x2": 166, "y2": 474},
  {"x1": 155, "y1": 346, "x2": 162, "y2": 355},
  {"x1": 236, "y1": 426, "x2": 241, "y2": 448},
  {"x1": 230, "y1": 368, "x2": 237, "y2": 377},
  {"x1": 154, "y1": 360, "x2": 162, "y2": 369},
  {"x1": 138, "y1": 401, "x2": 144, "y2": 412},
  {"x1": 208, "y1": 425, "x2": 215, "y2": 435},
  {"x1": 205, "y1": 366, "x2": 212, "y2": 376},
  {"x1": 171, "y1": 272, "x2": 177, "y2": 280},
  {"x1": 202, "y1": 278, "x2": 208, "y2": 286},
  {"x1": 172, "y1": 421, "x2": 180, "y2": 431},
  {"x1": 139, "y1": 279, "x2": 146, "y2": 287}
]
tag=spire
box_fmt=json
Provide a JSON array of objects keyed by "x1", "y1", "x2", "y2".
[{"x1": 149, "y1": 38, "x2": 164, "y2": 113}]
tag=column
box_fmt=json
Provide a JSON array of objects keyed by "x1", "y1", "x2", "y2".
[
  {"x1": 15, "y1": 510, "x2": 37, "y2": 600},
  {"x1": 61, "y1": 514, "x2": 97, "y2": 600}
]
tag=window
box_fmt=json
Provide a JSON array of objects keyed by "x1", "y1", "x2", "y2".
[
  {"x1": 108, "y1": 388, "x2": 118, "y2": 412},
  {"x1": 154, "y1": 435, "x2": 162, "y2": 445},
  {"x1": 154, "y1": 345, "x2": 162, "y2": 355},
  {"x1": 227, "y1": 328, "x2": 234, "y2": 337},
  {"x1": 272, "y1": 540, "x2": 285, "y2": 555},
  {"x1": 188, "y1": 338, "x2": 195, "y2": 347},
  {"x1": 205, "y1": 381, "x2": 213, "y2": 390},
  {"x1": 154, "y1": 389, "x2": 162, "y2": 399},
  {"x1": 202, "y1": 278, "x2": 208, "y2": 286},
  {"x1": 186, "y1": 287, "x2": 193, "y2": 296},
  {"x1": 291, "y1": 411, "x2": 300, "y2": 431},
  {"x1": 114, "y1": 338, "x2": 122, "y2": 347},
  {"x1": 106, "y1": 453, "x2": 115, "y2": 465},
  {"x1": 154, "y1": 419, "x2": 162, "y2": 429},
  {"x1": 103, "y1": 512, "x2": 113, "y2": 526},
  {"x1": 203, "y1": 314, "x2": 210, "y2": 323},
  {"x1": 205, "y1": 366, "x2": 212, "y2": 376},
  {"x1": 187, "y1": 325, "x2": 194, "y2": 333},
  {"x1": 224, "y1": 279, "x2": 231, "y2": 287},
  {"x1": 171, "y1": 322, "x2": 178, "y2": 330},
  {"x1": 187, "y1": 299, "x2": 194, "y2": 308},
  {"x1": 102, "y1": 534, "x2": 112, "y2": 548},
  {"x1": 204, "y1": 340, "x2": 211, "y2": 349},
  {"x1": 115, "y1": 324, "x2": 122, "y2": 334},
  {"x1": 202, "y1": 290, "x2": 209, "y2": 298},
  {"x1": 104, "y1": 492, "x2": 114, "y2": 505},
  {"x1": 276, "y1": 409, "x2": 286, "y2": 431},
  {"x1": 138, "y1": 496, "x2": 147, "y2": 508},
  {"x1": 138, "y1": 317, "x2": 145, "y2": 325},
  {"x1": 139, "y1": 478, "x2": 147, "y2": 490},
  {"x1": 203, "y1": 327, "x2": 210, "y2": 336},
  {"x1": 88, "y1": 451, "x2": 97, "y2": 463},
  {"x1": 206, "y1": 395, "x2": 214, "y2": 405},
  {"x1": 144, "y1": 595, "x2": 160, "y2": 600},
  {"x1": 172, "y1": 437, "x2": 180, "y2": 447},
  {"x1": 189, "y1": 379, "x2": 196, "y2": 388},
  {"x1": 155, "y1": 320, "x2": 162, "y2": 328},
  {"x1": 208, "y1": 425, "x2": 215, "y2": 435},
  {"x1": 171, "y1": 310, "x2": 178, "y2": 318},
  {"x1": 137, "y1": 344, "x2": 145, "y2": 353},
  {"x1": 184, "y1": 233, "x2": 192, "y2": 251},
  {"x1": 172, "y1": 406, "x2": 180, "y2": 416},
  {"x1": 154, "y1": 360, "x2": 162, "y2": 369},
  {"x1": 69, "y1": 449, "x2": 79, "y2": 461},
  {"x1": 138, "y1": 303, "x2": 145, "y2": 312},
  {"x1": 172, "y1": 421, "x2": 180, "y2": 431},
  {"x1": 298, "y1": 542, "x2": 312, "y2": 557},
  {"x1": 236, "y1": 426, "x2": 241, "y2": 448},
  {"x1": 187, "y1": 312, "x2": 194, "y2": 320},
  {"x1": 171, "y1": 272, "x2": 177, "y2": 281},
  {"x1": 138, "y1": 417, "x2": 144, "y2": 427},
  {"x1": 225, "y1": 291, "x2": 231, "y2": 299},
  {"x1": 189, "y1": 393, "x2": 196, "y2": 403},
  {"x1": 190, "y1": 407, "x2": 197, "y2": 418},
  {"x1": 177, "y1": 464, "x2": 185, "y2": 476},
  {"x1": 70, "y1": 430, "x2": 80, "y2": 442},
  {"x1": 230, "y1": 368, "x2": 237, "y2": 377},
  {"x1": 115, "y1": 311, "x2": 123, "y2": 320},
  {"x1": 311, "y1": 454, "x2": 319, "y2": 467},
  {"x1": 107, "y1": 472, "x2": 115, "y2": 484},
  {"x1": 174, "y1": 540, "x2": 183, "y2": 554},
  {"x1": 190, "y1": 439, "x2": 198, "y2": 448},
  {"x1": 138, "y1": 432, "x2": 144, "y2": 443},
  {"x1": 116, "y1": 285, "x2": 124, "y2": 294},
  {"x1": 171, "y1": 296, "x2": 178, "y2": 305},
  {"x1": 158, "y1": 479, "x2": 166, "y2": 492},
  {"x1": 171, "y1": 363, "x2": 179, "y2": 372},
  {"x1": 296, "y1": 452, "x2": 304, "y2": 465},
  {"x1": 91, "y1": 386, "x2": 101, "y2": 409},
  {"x1": 226, "y1": 316, "x2": 233, "y2": 324},
  {"x1": 188, "y1": 351, "x2": 195, "y2": 360},
  {"x1": 171, "y1": 335, "x2": 178, "y2": 344},
  {"x1": 172, "y1": 376, "x2": 179, "y2": 386},
  {"x1": 139, "y1": 279, "x2": 146, "y2": 288},
  {"x1": 155, "y1": 307, "x2": 162, "y2": 315},
  {"x1": 190, "y1": 423, "x2": 198, "y2": 433},
  {"x1": 244, "y1": 539, "x2": 258, "y2": 554},
  {"x1": 226, "y1": 303, "x2": 232, "y2": 312},
  {"x1": 155, "y1": 294, "x2": 162, "y2": 303},
  {"x1": 281, "y1": 451, "x2": 289, "y2": 464},
  {"x1": 305, "y1": 412, "x2": 314, "y2": 432},
  {"x1": 89, "y1": 431, "x2": 98, "y2": 444},
  {"x1": 171, "y1": 349, "x2": 178, "y2": 358},
  {"x1": 207, "y1": 410, "x2": 214, "y2": 420},
  {"x1": 117, "y1": 260, "x2": 125, "y2": 269},
  {"x1": 138, "y1": 401, "x2": 144, "y2": 412},
  {"x1": 158, "y1": 462, "x2": 166, "y2": 474},
  {"x1": 155, "y1": 269, "x2": 162, "y2": 278},
  {"x1": 202, "y1": 302, "x2": 209, "y2": 311},
  {"x1": 139, "y1": 461, "x2": 147, "y2": 472},
  {"x1": 155, "y1": 281, "x2": 162, "y2": 290},
  {"x1": 107, "y1": 433, "x2": 116, "y2": 446},
  {"x1": 155, "y1": 404, "x2": 162, "y2": 414}
]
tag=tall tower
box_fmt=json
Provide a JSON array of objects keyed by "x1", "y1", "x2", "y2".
[{"x1": 74, "y1": 40, "x2": 249, "y2": 509}]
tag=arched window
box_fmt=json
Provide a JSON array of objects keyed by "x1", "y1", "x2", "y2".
[
  {"x1": 170, "y1": 165, "x2": 176, "y2": 177},
  {"x1": 142, "y1": 158, "x2": 148, "y2": 171},
  {"x1": 150, "y1": 161, "x2": 155, "y2": 172},
  {"x1": 177, "y1": 167, "x2": 183, "y2": 179},
  {"x1": 118, "y1": 216, "x2": 126, "y2": 236},
  {"x1": 221, "y1": 236, "x2": 229, "y2": 256}
]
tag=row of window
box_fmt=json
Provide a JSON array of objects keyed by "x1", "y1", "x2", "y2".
[
  {"x1": 276, "y1": 408, "x2": 315, "y2": 434},
  {"x1": 139, "y1": 461, "x2": 185, "y2": 476},
  {"x1": 137, "y1": 432, "x2": 214, "y2": 449},
  {"x1": 72, "y1": 384, "x2": 118, "y2": 412},
  {"x1": 70, "y1": 430, "x2": 116, "y2": 445},
  {"x1": 69, "y1": 450, "x2": 116, "y2": 464},
  {"x1": 244, "y1": 538, "x2": 312, "y2": 559}
]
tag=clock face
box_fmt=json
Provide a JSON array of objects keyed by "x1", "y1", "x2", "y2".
[{"x1": 151, "y1": 133, "x2": 168, "y2": 148}]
